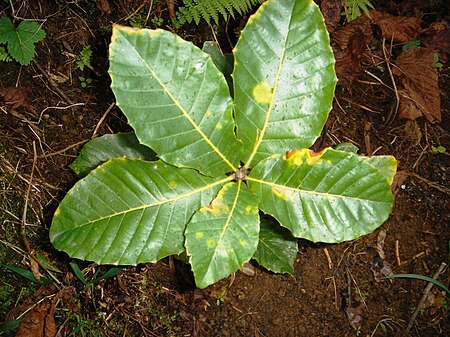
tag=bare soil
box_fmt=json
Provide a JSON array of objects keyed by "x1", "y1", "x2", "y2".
[{"x1": 0, "y1": 1, "x2": 449, "y2": 337}]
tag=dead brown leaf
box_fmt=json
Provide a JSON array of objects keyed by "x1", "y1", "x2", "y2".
[
  {"x1": 370, "y1": 10, "x2": 421, "y2": 43},
  {"x1": 331, "y1": 16, "x2": 372, "y2": 85},
  {"x1": 393, "y1": 47, "x2": 441, "y2": 123},
  {"x1": 15, "y1": 301, "x2": 56, "y2": 337},
  {"x1": 165, "y1": 0, "x2": 176, "y2": 19},
  {"x1": 422, "y1": 20, "x2": 450, "y2": 58},
  {"x1": 96, "y1": 0, "x2": 111, "y2": 14},
  {"x1": 404, "y1": 119, "x2": 422, "y2": 145},
  {"x1": 345, "y1": 302, "x2": 365, "y2": 330},
  {"x1": 0, "y1": 87, "x2": 29, "y2": 110},
  {"x1": 320, "y1": 0, "x2": 341, "y2": 33},
  {"x1": 391, "y1": 170, "x2": 410, "y2": 196}
]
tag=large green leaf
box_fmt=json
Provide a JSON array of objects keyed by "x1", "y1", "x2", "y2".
[
  {"x1": 109, "y1": 26, "x2": 243, "y2": 176},
  {"x1": 253, "y1": 216, "x2": 298, "y2": 275},
  {"x1": 70, "y1": 132, "x2": 155, "y2": 178},
  {"x1": 233, "y1": 0, "x2": 337, "y2": 168},
  {"x1": 248, "y1": 148, "x2": 395, "y2": 243},
  {"x1": 50, "y1": 158, "x2": 227, "y2": 264},
  {"x1": 185, "y1": 182, "x2": 260, "y2": 288}
]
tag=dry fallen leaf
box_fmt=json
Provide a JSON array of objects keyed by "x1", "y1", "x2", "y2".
[
  {"x1": 391, "y1": 170, "x2": 410, "y2": 196},
  {"x1": 370, "y1": 256, "x2": 393, "y2": 282},
  {"x1": 345, "y1": 302, "x2": 365, "y2": 330},
  {"x1": 96, "y1": 0, "x2": 111, "y2": 14},
  {"x1": 422, "y1": 20, "x2": 450, "y2": 58},
  {"x1": 370, "y1": 10, "x2": 421, "y2": 43},
  {"x1": 0, "y1": 87, "x2": 30, "y2": 110},
  {"x1": 331, "y1": 16, "x2": 372, "y2": 85},
  {"x1": 320, "y1": 0, "x2": 341, "y2": 33},
  {"x1": 15, "y1": 301, "x2": 56, "y2": 337},
  {"x1": 404, "y1": 119, "x2": 422, "y2": 145},
  {"x1": 393, "y1": 47, "x2": 441, "y2": 123}
]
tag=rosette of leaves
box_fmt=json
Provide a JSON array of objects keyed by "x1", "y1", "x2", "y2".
[{"x1": 50, "y1": 0, "x2": 396, "y2": 289}]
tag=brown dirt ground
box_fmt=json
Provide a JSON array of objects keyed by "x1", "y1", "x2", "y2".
[{"x1": 0, "y1": 1, "x2": 449, "y2": 337}]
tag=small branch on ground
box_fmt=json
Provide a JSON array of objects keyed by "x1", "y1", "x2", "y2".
[
  {"x1": 32, "y1": 60, "x2": 75, "y2": 106},
  {"x1": 21, "y1": 141, "x2": 37, "y2": 253},
  {"x1": 406, "y1": 262, "x2": 447, "y2": 334}
]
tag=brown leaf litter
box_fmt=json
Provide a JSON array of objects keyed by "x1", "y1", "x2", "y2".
[
  {"x1": 370, "y1": 10, "x2": 421, "y2": 43},
  {"x1": 320, "y1": 0, "x2": 341, "y2": 33},
  {"x1": 393, "y1": 47, "x2": 441, "y2": 123},
  {"x1": 331, "y1": 16, "x2": 372, "y2": 85},
  {"x1": 0, "y1": 87, "x2": 30, "y2": 110},
  {"x1": 422, "y1": 19, "x2": 450, "y2": 59}
]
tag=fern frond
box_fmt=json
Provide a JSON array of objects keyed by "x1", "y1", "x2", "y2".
[
  {"x1": 177, "y1": 0, "x2": 265, "y2": 26},
  {"x1": 344, "y1": 0, "x2": 374, "y2": 22}
]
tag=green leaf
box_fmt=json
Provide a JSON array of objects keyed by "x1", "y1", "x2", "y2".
[
  {"x1": 202, "y1": 41, "x2": 233, "y2": 93},
  {"x1": 95, "y1": 266, "x2": 124, "y2": 282},
  {"x1": 70, "y1": 132, "x2": 156, "y2": 178},
  {"x1": 334, "y1": 142, "x2": 359, "y2": 154},
  {"x1": 0, "y1": 17, "x2": 46, "y2": 65},
  {"x1": 362, "y1": 155, "x2": 397, "y2": 184},
  {"x1": 248, "y1": 148, "x2": 395, "y2": 243},
  {"x1": 69, "y1": 262, "x2": 87, "y2": 285},
  {"x1": 35, "y1": 253, "x2": 62, "y2": 273},
  {"x1": 233, "y1": 0, "x2": 336, "y2": 168},
  {"x1": 384, "y1": 274, "x2": 450, "y2": 295},
  {"x1": 0, "y1": 264, "x2": 52, "y2": 284},
  {"x1": 0, "y1": 319, "x2": 21, "y2": 332},
  {"x1": 333, "y1": 143, "x2": 397, "y2": 184},
  {"x1": 50, "y1": 158, "x2": 226, "y2": 264},
  {"x1": 185, "y1": 182, "x2": 260, "y2": 288},
  {"x1": 253, "y1": 216, "x2": 297, "y2": 275},
  {"x1": 109, "y1": 26, "x2": 243, "y2": 176}
]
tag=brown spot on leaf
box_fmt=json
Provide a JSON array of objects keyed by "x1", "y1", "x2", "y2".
[
  {"x1": 370, "y1": 10, "x2": 421, "y2": 43},
  {"x1": 308, "y1": 149, "x2": 325, "y2": 157},
  {"x1": 393, "y1": 47, "x2": 441, "y2": 123},
  {"x1": 331, "y1": 16, "x2": 372, "y2": 85},
  {"x1": 285, "y1": 150, "x2": 299, "y2": 160}
]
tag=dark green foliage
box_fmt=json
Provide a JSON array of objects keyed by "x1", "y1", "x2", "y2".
[
  {"x1": 177, "y1": 0, "x2": 265, "y2": 25},
  {"x1": 0, "y1": 16, "x2": 45, "y2": 65}
]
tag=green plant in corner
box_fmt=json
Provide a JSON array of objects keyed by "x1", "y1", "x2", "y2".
[
  {"x1": 49, "y1": 0, "x2": 397, "y2": 289},
  {"x1": 0, "y1": 16, "x2": 46, "y2": 65}
]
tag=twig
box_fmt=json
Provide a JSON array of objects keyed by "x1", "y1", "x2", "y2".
[
  {"x1": 409, "y1": 173, "x2": 450, "y2": 195},
  {"x1": 91, "y1": 102, "x2": 115, "y2": 138},
  {"x1": 406, "y1": 262, "x2": 447, "y2": 334},
  {"x1": 395, "y1": 240, "x2": 401, "y2": 267},
  {"x1": 382, "y1": 38, "x2": 400, "y2": 124},
  {"x1": 324, "y1": 248, "x2": 333, "y2": 270},
  {"x1": 32, "y1": 60, "x2": 75, "y2": 105},
  {"x1": 21, "y1": 141, "x2": 37, "y2": 253},
  {"x1": 38, "y1": 139, "x2": 89, "y2": 158},
  {"x1": 124, "y1": 1, "x2": 147, "y2": 21}
]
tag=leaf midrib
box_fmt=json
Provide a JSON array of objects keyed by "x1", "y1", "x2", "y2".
[
  {"x1": 57, "y1": 176, "x2": 231, "y2": 235},
  {"x1": 247, "y1": 176, "x2": 391, "y2": 203},
  {"x1": 244, "y1": 5, "x2": 293, "y2": 169},
  {"x1": 117, "y1": 28, "x2": 237, "y2": 172}
]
